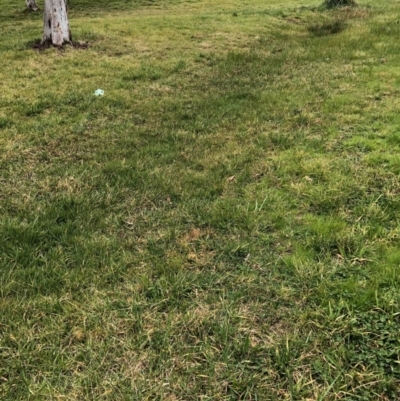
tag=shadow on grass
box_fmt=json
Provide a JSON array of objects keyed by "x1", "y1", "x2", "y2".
[
  {"x1": 324, "y1": 0, "x2": 357, "y2": 8},
  {"x1": 0, "y1": 6, "x2": 41, "y2": 23},
  {"x1": 0, "y1": 0, "x2": 180, "y2": 23},
  {"x1": 69, "y1": 0, "x2": 180, "y2": 12},
  {"x1": 308, "y1": 20, "x2": 347, "y2": 36}
]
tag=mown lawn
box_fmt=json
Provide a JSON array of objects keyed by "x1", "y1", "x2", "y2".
[{"x1": 1, "y1": 0, "x2": 400, "y2": 399}]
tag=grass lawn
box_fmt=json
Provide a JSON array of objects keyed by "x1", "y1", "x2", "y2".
[{"x1": 1, "y1": 0, "x2": 400, "y2": 399}]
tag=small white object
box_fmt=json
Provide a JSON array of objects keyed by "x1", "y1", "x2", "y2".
[{"x1": 94, "y1": 89, "x2": 105, "y2": 96}]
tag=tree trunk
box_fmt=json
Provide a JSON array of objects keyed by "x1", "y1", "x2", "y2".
[
  {"x1": 26, "y1": 0, "x2": 39, "y2": 11},
  {"x1": 42, "y1": 0, "x2": 71, "y2": 46}
]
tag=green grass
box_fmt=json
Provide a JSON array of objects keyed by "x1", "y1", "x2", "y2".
[{"x1": 1, "y1": 0, "x2": 400, "y2": 399}]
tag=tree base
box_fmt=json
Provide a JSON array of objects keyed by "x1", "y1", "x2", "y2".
[
  {"x1": 26, "y1": 0, "x2": 39, "y2": 11},
  {"x1": 33, "y1": 39, "x2": 88, "y2": 50},
  {"x1": 41, "y1": 29, "x2": 73, "y2": 47},
  {"x1": 40, "y1": 38, "x2": 72, "y2": 48}
]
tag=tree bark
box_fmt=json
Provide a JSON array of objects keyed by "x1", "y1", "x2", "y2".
[
  {"x1": 42, "y1": 0, "x2": 71, "y2": 46},
  {"x1": 26, "y1": 0, "x2": 39, "y2": 11}
]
